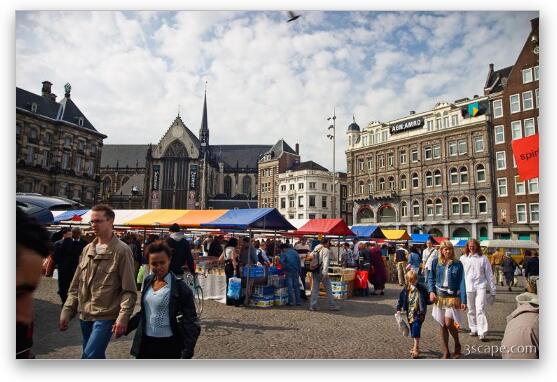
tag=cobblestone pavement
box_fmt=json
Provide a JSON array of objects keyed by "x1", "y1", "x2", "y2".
[{"x1": 32, "y1": 277, "x2": 523, "y2": 359}]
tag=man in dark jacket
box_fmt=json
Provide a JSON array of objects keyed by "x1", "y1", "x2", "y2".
[
  {"x1": 166, "y1": 223, "x2": 194, "y2": 276},
  {"x1": 208, "y1": 235, "x2": 223, "y2": 257},
  {"x1": 53, "y1": 227, "x2": 87, "y2": 305}
]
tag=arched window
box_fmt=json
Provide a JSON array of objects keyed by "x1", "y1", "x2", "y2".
[
  {"x1": 102, "y1": 177, "x2": 111, "y2": 195},
  {"x1": 412, "y1": 172, "x2": 419, "y2": 188},
  {"x1": 425, "y1": 171, "x2": 433, "y2": 187},
  {"x1": 476, "y1": 164, "x2": 486, "y2": 182},
  {"x1": 461, "y1": 196, "x2": 470, "y2": 214},
  {"x1": 242, "y1": 176, "x2": 252, "y2": 196},
  {"x1": 450, "y1": 167, "x2": 458, "y2": 185},
  {"x1": 400, "y1": 174, "x2": 407, "y2": 190},
  {"x1": 224, "y1": 176, "x2": 232, "y2": 198},
  {"x1": 378, "y1": 205, "x2": 397, "y2": 222},
  {"x1": 426, "y1": 199, "x2": 434, "y2": 216},
  {"x1": 435, "y1": 198, "x2": 443, "y2": 216},
  {"x1": 453, "y1": 227, "x2": 471, "y2": 239},
  {"x1": 379, "y1": 177, "x2": 385, "y2": 191},
  {"x1": 357, "y1": 208, "x2": 374, "y2": 223},
  {"x1": 121, "y1": 176, "x2": 129, "y2": 187},
  {"x1": 479, "y1": 227, "x2": 488, "y2": 240},
  {"x1": 460, "y1": 166, "x2": 468, "y2": 184},
  {"x1": 401, "y1": 201, "x2": 408, "y2": 217},
  {"x1": 367, "y1": 180, "x2": 373, "y2": 194},
  {"x1": 412, "y1": 200, "x2": 420, "y2": 217},
  {"x1": 388, "y1": 176, "x2": 395, "y2": 190},
  {"x1": 451, "y1": 197, "x2": 460, "y2": 214},
  {"x1": 478, "y1": 195, "x2": 488, "y2": 214},
  {"x1": 359, "y1": 181, "x2": 365, "y2": 194},
  {"x1": 434, "y1": 170, "x2": 442, "y2": 186}
]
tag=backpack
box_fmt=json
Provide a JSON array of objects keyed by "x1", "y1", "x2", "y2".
[{"x1": 308, "y1": 248, "x2": 322, "y2": 272}]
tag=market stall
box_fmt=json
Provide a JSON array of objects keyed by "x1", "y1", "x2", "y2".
[{"x1": 350, "y1": 225, "x2": 386, "y2": 240}]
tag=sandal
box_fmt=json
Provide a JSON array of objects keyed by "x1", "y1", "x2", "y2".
[{"x1": 410, "y1": 349, "x2": 419, "y2": 359}]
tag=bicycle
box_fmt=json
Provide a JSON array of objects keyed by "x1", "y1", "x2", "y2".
[{"x1": 183, "y1": 270, "x2": 206, "y2": 316}]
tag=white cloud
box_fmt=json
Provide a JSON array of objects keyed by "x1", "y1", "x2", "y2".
[{"x1": 16, "y1": 10, "x2": 539, "y2": 172}]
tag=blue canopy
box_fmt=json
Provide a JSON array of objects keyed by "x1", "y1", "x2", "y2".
[
  {"x1": 53, "y1": 209, "x2": 89, "y2": 223},
  {"x1": 350, "y1": 225, "x2": 385, "y2": 239},
  {"x1": 454, "y1": 239, "x2": 468, "y2": 247},
  {"x1": 411, "y1": 234, "x2": 433, "y2": 243},
  {"x1": 199, "y1": 208, "x2": 296, "y2": 231}
]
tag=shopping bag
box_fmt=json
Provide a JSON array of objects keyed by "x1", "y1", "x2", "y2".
[
  {"x1": 136, "y1": 265, "x2": 145, "y2": 285},
  {"x1": 394, "y1": 311, "x2": 410, "y2": 337},
  {"x1": 227, "y1": 277, "x2": 242, "y2": 300},
  {"x1": 354, "y1": 270, "x2": 368, "y2": 289}
]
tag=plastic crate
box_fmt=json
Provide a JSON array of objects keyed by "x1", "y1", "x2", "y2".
[
  {"x1": 251, "y1": 296, "x2": 274, "y2": 308},
  {"x1": 274, "y1": 296, "x2": 289, "y2": 306},
  {"x1": 242, "y1": 265, "x2": 266, "y2": 278},
  {"x1": 254, "y1": 285, "x2": 275, "y2": 296},
  {"x1": 274, "y1": 287, "x2": 289, "y2": 297}
]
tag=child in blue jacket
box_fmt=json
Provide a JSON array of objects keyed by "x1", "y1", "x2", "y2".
[{"x1": 396, "y1": 269, "x2": 429, "y2": 358}]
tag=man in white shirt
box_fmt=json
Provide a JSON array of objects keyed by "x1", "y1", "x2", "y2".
[
  {"x1": 460, "y1": 239, "x2": 496, "y2": 341},
  {"x1": 421, "y1": 239, "x2": 438, "y2": 283}
]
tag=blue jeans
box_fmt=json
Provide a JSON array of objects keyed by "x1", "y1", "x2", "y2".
[
  {"x1": 285, "y1": 272, "x2": 301, "y2": 305},
  {"x1": 80, "y1": 319, "x2": 116, "y2": 359}
]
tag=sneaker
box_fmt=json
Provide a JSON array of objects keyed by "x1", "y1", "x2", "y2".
[
  {"x1": 328, "y1": 306, "x2": 340, "y2": 311},
  {"x1": 479, "y1": 335, "x2": 487, "y2": 341},
  {"x1": 469, "y1": 332, "x2": 478, "y2": 337},
  {"x1": 508, "y1": 287, "x2": 512, "y2": 292},
  {"x1": 309, "y1": 306, "x2": 318, "y2": 311}
]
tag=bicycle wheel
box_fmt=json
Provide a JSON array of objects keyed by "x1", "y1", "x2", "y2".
[{"x1": 194, "y1": 286, "x2": 204, "y2": 316}]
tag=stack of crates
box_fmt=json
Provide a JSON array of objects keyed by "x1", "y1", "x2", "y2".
[
  {"x1": 331, "y1": 281, "x2": 348, "y2": 300},
  {"x1": 251, "y1": 285, "x2": 275, "y2": 308},
  {"x1": 273, "y1": 287, "x2": 289, "y2": 305}
]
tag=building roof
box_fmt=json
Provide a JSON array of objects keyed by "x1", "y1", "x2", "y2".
[
  {"x1": 287, "y1": 160, "x2": 329, "y2": 172},
  {"x1": 101, "y1": 144, "x2": 149, "y2": 168},
  {"x1": 484, "y1": 65, "x2": 513, "y2": 95},
  {"x1": 212, "y1": 144, "x2": 272, "y2": 169},
  {"x1": 347, "y1": 115, "x2": 361, "y2": 132},
  {"x1": 263, "y1": 139, "x2": 298, "y2": 159},
  {"x1": 16, "y1": 87, "x2": 101, "y2": 134}
]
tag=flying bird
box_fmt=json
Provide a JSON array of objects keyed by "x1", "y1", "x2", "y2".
[{"x1": 287, "y1": 11, "x2": 301, "y2": 22}]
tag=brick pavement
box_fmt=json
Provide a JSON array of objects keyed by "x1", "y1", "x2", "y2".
[{"x1": 32, "y1": 276, "x2": 523, "y2": 359}]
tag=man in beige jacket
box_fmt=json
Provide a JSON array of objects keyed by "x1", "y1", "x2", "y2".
[{"x1": 59, "y1": 204, "x2": 137, "y2": 359}]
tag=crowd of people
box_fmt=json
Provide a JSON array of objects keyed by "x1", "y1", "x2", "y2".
[{"x1": 16, "y1": 204, "x2": 539, "y2": 360}]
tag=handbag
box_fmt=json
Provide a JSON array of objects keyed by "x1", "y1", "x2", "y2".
[
  {"x1": 227, "y1": 277, "x2": 242, "y2": 300},
  {"x1": 394, "y1": 311, "x2": 410, "y2": 337}
]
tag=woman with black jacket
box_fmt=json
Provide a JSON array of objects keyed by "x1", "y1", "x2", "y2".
[{"x1": 126, "y1": 241, "x2": 200, "y2": 359}]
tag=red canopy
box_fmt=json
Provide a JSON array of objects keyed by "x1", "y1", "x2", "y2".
[
  {"x1": 433, "y1": 236, "x2": 449, "y2": 245},
  {"x1": 296, "y1": 219, "x2": 354, "y2": 236}
]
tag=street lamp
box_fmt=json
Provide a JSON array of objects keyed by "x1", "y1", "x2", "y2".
[{"x1": 327, "y1": 108, "x2": 336, "y2": 219}]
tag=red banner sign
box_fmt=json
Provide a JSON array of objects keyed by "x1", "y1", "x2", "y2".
[{"x1": 511, "y1": 134, "x2": 539, "y2": 181}]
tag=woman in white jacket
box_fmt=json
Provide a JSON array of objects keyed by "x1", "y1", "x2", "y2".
[{"x1": 460, "y1": 238, "x2": 496, "y2": 341}]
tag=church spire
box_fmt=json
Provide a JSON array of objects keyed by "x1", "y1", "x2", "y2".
[{"x1": 199, "y1": 81, "x2": 209, "y2": 147}]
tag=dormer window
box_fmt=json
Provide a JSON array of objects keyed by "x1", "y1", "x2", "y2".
[
  {"x1": 78, "y1": 117, "x2": 84, "y2": 127},
  {"x1": 31, "y1": 103, "x2": 38, "y2": 112}
]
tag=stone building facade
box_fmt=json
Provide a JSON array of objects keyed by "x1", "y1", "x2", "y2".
[
  {"x1": 484, "y1": 17, "x2": 539, "y2": 241},
  {"x1": 100, "y1": 92, "x2": 272, "y2": 209},
  {"x1": 277, "y1": 161, "x2": 348, "y2": 220},
  {"x1": 257, "y1": 140, "x2": 300, "y2": 208},
  {"x1": 346, "y1": 98, "x2": 494, "y2": 240},
  {"x1": 16, "y1": 81, "x2": 106, "y2": 206}
]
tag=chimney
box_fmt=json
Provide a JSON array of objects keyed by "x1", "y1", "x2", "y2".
[
  {"x1": 530, "y1": 17, "x2": 539, "y2": 32},
  {"x1": 409, "y1": 110, "x2": 415, "y2": 115},
  {"x1": 295, "y1": 143, "x2": 299, "y2": 155},
  {"x1": 489, "y1": 63, "x2": 494, "y2": 72},
  {"x1": 41, "y1": 81, "x2": 52, "y2": 97},
  {"x1": 50, "y1": 93, "x2": 57, "y2": 102}
]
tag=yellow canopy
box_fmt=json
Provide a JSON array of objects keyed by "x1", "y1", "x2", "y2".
[
  {"x1": 171, "y1": 209, "x2": 228, "y2": 228},
  {"x1": 125, "y1": 209, "x2": 189, "y2": 227},
  {"x1": 381, "y1": 229, "x2": 411, "y2": 240}
]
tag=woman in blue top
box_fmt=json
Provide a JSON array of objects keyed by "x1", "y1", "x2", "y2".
[
  {"x1": 427, "y1": 240, "x2": 467, "y2": 359},
  {"x1": 126, "y1": 241, "x2": 200, "y2": 359}
]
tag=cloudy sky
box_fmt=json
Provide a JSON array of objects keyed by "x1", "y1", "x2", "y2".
[{"x1": 16, "y1": 10, "x2": 538, "y2": 172}]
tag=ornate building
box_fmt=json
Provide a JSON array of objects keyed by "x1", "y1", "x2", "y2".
[
  {"x1": 484, "y1": 17, "x2": 539, "y2": 241},
  {"x1": 100, "y1": 91, "x2": 272, "y2": 209},
  {"x1": 346, "y1": 97, "x2": 494, "y2": 240},
  {"x1": 16, "y1": 81, "x2": 106, "y2": 206}
]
